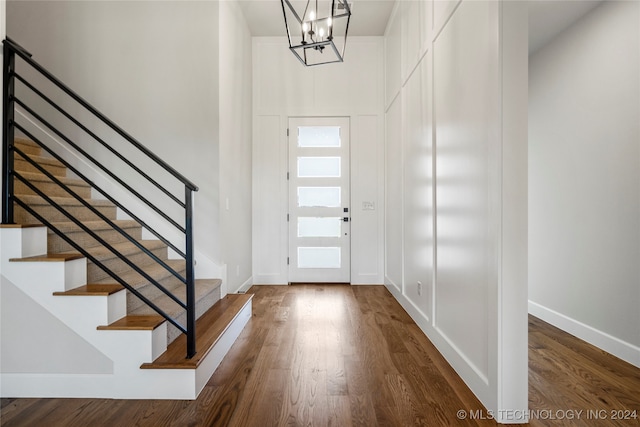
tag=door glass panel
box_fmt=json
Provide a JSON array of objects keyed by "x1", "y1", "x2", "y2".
[
  {"x1": 298, "y1": 157, "x2": 341, "y2": 178},
  {"x1": 298, "y1": 187, "x2": 341, "y2": 207},
  {"x1": 298, "y1": 126, "x2": 341, "y2": 147},
  {"x1": 298, "y1": 217, "x2": 341, "y2": 237},
  {"x1": 298, "y1": 247, "x2": 341, "y2": 268},
  {"x1": 289, "y1": 117, "x2": 350, "y2": 282}
]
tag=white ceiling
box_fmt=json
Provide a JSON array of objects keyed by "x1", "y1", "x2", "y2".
[
  {"x1": 238, "y1": 0, "x2": 604, "y2": 52},
  {"x1": 238, "y1": 0, "x2": 395, "y2": 37}
]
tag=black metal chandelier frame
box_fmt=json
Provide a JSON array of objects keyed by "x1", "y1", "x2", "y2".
[{"x1": 280, "y1": 0, "x2": 352, "y2": 66}]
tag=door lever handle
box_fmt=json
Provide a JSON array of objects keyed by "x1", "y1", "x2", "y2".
[{"x1": 343, "y1": 217, "x2": 350, "y2": 222}]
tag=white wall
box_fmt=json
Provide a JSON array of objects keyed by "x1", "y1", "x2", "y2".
[
  {"x1": 1, "y1": 275, "x2": 113, "y2": 374},
  {"x1": 529, "y1": 1, "x2": 640, "y2": 367},
  {"x1": 383, "y1": 0, "x2": 529, "y2": 421},
  {"x1": 252, "y1": 37, "x2": 384, "y2": 285},
  {"x1": 219, "y1": 0, "x2": 253, "y2": 294},
  {"x1": 7, "y1": 1, "x2": 221, "y2": 267}
]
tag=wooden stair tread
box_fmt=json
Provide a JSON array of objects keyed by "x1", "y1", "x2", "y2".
[
  {"x1": 141, "y1": 293, "x2": 253, "y2": 370},
  {"x1": 97, "y1": 315, "x2": 165, "y2": 331},
  {"x1": 0, "y1": 223, "x2": 45, "y2": 229},
  {"x1": 10, "y1": 253, "x2": 84, "y2": 262},
  {"x1": 53, "y1": 284, "x2": 125, "y2": 296}
]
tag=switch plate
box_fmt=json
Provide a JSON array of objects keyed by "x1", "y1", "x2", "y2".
[{"x1": 362, "y1": 201, "x2": 375, "y2": 210}]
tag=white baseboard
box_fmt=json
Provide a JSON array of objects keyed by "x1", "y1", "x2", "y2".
[
  {"x1": 384, "y1": 282, "x2": 494, "y2": 413},
  {"x1": 528, "y1": 300, "x2": 640, "y2": 368},
  {"x1": 234, "y1": 276, "x2": 254, "y2": 294}
]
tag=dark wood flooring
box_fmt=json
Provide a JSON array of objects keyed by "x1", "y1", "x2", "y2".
[{"x1": 1, "y1": 285, "x2": 639, "y2": 426}]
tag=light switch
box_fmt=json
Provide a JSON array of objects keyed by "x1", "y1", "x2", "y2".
[{"x1": 362, "y1": 201, "x2": 375, "y2": 210}]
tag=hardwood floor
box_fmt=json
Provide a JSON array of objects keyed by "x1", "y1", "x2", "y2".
[
  {"x1": 2, "y1": 285, "x2": 639, "y2": 426},
  {"x1": 528, "y1": 316, "x2": 640, "y2": 427}
]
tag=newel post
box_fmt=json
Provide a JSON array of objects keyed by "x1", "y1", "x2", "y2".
[
  {"x1": 185, "y1": 186, "x2": 196, "y2": 358},
  {"x1": 2, "y1": 41, "x2": 15, "y2": 224}
]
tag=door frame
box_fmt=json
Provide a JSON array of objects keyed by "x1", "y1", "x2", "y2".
[{"x1": 287, "y1": 116, "x2": 352, "y2": 284}]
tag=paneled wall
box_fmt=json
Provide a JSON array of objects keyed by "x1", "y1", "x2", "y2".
[
  {"x1": 383, "y1": 1, "x2": 529, "y2": 420},
  {"x1": 252, "y1": 38, "x2": 384, "y2": 285}
]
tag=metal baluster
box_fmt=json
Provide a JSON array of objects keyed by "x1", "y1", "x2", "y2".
[
  {"x1": 2, "y1": 42, "x2": 15, "y2": 224},
  {"x1": 185, "y1": 187, "x2": 196, "y2": 358}
]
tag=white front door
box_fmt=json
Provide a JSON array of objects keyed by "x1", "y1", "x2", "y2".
[{"x1": 288, "y1": 117, "x2": 350, "y2": 283}]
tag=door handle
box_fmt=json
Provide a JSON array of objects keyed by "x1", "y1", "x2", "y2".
[{"x1": 343, "y1": 217, "x2": 350, "y2": 222}]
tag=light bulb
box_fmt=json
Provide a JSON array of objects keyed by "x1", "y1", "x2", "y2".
[
  {"x1": 302, "y1": 22, "x2": 309, "y2": 32},
  {"x1": 327, "y1": 17, "x2": 332, "y2": 27},
  {"x1": 309, "y1": 10, "x2": 315, "y2": 21},
  {"x1": 319, "y1": 27, "x2": 325, "y2": 38}
]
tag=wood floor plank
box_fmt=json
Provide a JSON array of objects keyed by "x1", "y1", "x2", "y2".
[
  {"x1": 2, "y1": 285, "x2": 639, "y2": 427},
  {"x1": 244, "y1": 368, "x2": 287, "y2": 426},
  {"x1": 327, "y1": 395, "x2": 353, "y2": 427},
  {"x1": 168, "y1": 386, "x2": 223, "y2": 427}
]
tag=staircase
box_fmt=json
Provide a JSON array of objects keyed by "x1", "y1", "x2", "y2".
[{"x1": 1, "y1": 144, "x2": 252, "y2": 399}]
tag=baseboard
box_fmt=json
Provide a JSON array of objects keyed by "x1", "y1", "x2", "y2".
[
  {"x1": 528, "y1": 300, "x2": 640, "y2": 368},
  {"x1": 235, "y1": 276, "x2": 254, "y2": 294},
  {"x1": 384, "y1": 282, "x2": 493, "y2": 408}
]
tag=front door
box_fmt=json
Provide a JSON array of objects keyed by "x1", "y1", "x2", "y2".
[{"x1": 288, "y1": 117, "x2": 350, "y2": 283}]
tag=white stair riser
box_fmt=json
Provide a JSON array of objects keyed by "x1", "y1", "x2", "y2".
[
  {"x1": 1, "y1": 228, "x2": 165, "y2": 362},
  {"x1": 99, "y1": 326, "x2": 168, "y2": 365},
  {"x1": 4, "y1": 273, "x2": 165, "y2": 362},
  {"x1": 1, "y1": 228, "x2": 85, "y2": 292},
  {"x1": 0, "y1": 227, "x2": 47, "y2": 259},
  {"x1": 54, "y1": 292, "x2": 127, "y2": 325},
  {"x1": 3, "y1": 259, "x2": 87, "y2": 292},
  {"x1": 2, "y1": 300, "x2": 252, "y2": 399},
  {"x1": 1, "y1": 215, "x2": 238, "y2": 400}
]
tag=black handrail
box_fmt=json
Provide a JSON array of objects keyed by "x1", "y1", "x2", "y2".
[
  {"x1": 5, "y1": 36, "x2": 31, "y2": 58},
  {"x1": 2, "y1": 38, "x2": 199, "y2": 358}
]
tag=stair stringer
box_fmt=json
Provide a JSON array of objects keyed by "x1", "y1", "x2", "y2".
[{"x1": 0, "y1": 226, "x2": 238, "y2": 399}]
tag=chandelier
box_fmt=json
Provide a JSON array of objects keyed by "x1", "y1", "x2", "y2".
[{"x1": 280, "y1": 0, "x2": 352, "y2": 66}]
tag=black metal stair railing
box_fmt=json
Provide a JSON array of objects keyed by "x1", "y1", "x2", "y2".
[{"x1": 1, "y1": 37, "x2": 199, "y2": 358}]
